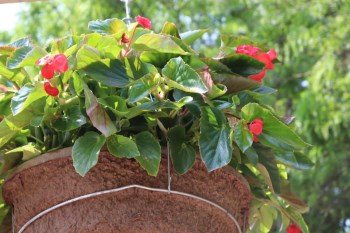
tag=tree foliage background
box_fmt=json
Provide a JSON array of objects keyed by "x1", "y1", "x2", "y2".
[{"x1": 1, "y1": 0, "x2": 350, "y2": 232}]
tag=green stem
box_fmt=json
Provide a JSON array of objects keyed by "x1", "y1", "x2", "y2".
[{"x1": 28, "y1": 135, "x2": 44, "y2": 145}]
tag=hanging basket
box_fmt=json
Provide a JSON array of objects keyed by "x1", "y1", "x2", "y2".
[{"x1": 3, "y1": 147, "x2": 252, "y2": 233}]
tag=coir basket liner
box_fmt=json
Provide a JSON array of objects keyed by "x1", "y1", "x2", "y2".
[{"x1": 3, "y1": 147, "x2": 252, "y2": 233}]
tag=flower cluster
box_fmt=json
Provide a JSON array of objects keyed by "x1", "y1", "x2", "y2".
[
  {"x1": 36, "y1": 54, "x2": 68, "y2": 96},
  {"x1": 249, "y1": 118, "x2": 264, "y2": 142},
  {"x1": 236, "y1": 45, "x2": 277, "y2": 82},
  {"x1": 286, "y1": 224, "x2": 302, "y2": 233},
  {"x1": 136, "y1": 16, "x2": 152, "y2": 29}
]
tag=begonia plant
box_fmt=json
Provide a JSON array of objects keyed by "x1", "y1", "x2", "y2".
[{"x1": 0, "y1": 16, "x2": 312, "y2": 233}]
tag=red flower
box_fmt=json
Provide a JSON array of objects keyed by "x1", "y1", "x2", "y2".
[
  {"x1": 136, "y1": 16, "x2": 152, "y2": 29},
  {"x1": 249, "y1": 118, "x2": 264, "y2": 142},
  {"x1": 36, "y1": 54, "x2": 68, "y2": 79},
  {"x1": 249, "y1": 69, "x2": 266, "y2": 82},
  {"x1": 286, "y1": 224, "x2": 301, "y2": 233},
  {"x1": 44, "y1": 82, "x2": 59, "y2": 97},
  {"x1": 236, "y1": 45, "x2": 277, "y2": 82},
  {"x1": 236, "y1": 45, "x2": 261, "y2": 56},
  {"x1": 121, "y1": 33, "x2": 129, "y2": 43}
]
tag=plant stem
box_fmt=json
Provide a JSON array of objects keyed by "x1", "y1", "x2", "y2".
[
  {"x1": 28, "y1": 135, "x2": 44, "y2": 145},
  {"x1": 156, "y1": 119, "x2": 168, "y2": 136},
  {"x1": 124, "y1": 25, "x2": 137, "y2": 56}
]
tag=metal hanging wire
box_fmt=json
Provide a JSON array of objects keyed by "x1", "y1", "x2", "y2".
[{"x1": 120, "y1": 0, "x2": 132, "y2": 25}]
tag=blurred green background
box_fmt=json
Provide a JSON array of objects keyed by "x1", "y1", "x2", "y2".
[{"x1": 1, "y1": 0, "x2": 350, "y2": 232}]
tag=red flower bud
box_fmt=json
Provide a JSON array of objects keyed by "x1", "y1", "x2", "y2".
[
  {"x1": 254, "y1": 53, "x2": 274, "y2": 70},
  {"x1": 121, "y1": 33, "x2": 129, "y2": 43},
  {"x1": 286, "y1": 224, "x2": 301, "y2": 233},
  {"x1": 44, "y1": 82, "x2": 59, "y2": 96},
  {"x1": 249, "y1": 118, "x2": 264, "y2": 136},
  {"x1": 136, "y1": 16, "x2": 152, "y2": 29},
  {"x1": 52, "y1": 54, "x2": 68, "y2": 73}
]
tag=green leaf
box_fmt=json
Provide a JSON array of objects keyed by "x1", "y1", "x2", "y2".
[
  {"x1": 7, "y1": 46, "x2": 47, "y2": 69},
  {"x1": 0, "y1": 57, "x2": 25, "y2": 84},
  {"x1": 218, "y1": 54, "x2": 265, "y2": 76},
  {"x1": 76, "y1": 45, "x2": 101, "y2": 69},
  {"x1": 107, "y1": 135, "x2": 140, "y2": 158},
  {"x1": 255, "y1": 144, "x2": 281, "y2": 194},
  {"x1": 140, "y1": 52, "x2": 178, "y2": 68},
  {"x1": 11, "y1": 83, "x2": 46, "y2": 115},
  {"x1": 0, "y1": 37, "x2": 32, "y2": 55},
  {"x1": 244, "y1": 146, "x2": 259, "y2": 165},
  {"x1": 81, "y1": 33, "x2": 121, "y2": 59},
  {"x1": 241, "y1": 103, "x2": 310, "y2": 150},
  {"x1": 161, "y1": 21, "x2": 180, "y2": 38},
  {"x1": 82, "y1": 59, "x2": 130, "y2": 87},
  {"x1": 133, "y1": 34, "x2": 188, "y2": 55},
  {"x1": 84, "y1": 85, "x2": 117, "y2": 137},
  {"x1": 275, "y1": 151, "x2": 314, "y2": 170},
  {"x1": 168, "y1": 126, "x2": 196, "y2": 175},
  {"x1": 211, "y1": 73, "x2": 261, "y2": 93},
  {"x1": 124, "y1": 56, "x2": 158, "y2": 79},
  {"x1": 88, "y1": 18, "x2": 127, "y2": 37},
  {"x1": 129, "y1": 72, "x2": 159, "y2": 103},
  {"x1": 135, "y1": 131, "x2": 161, "y2": 176},
  {"x1": 51, "y1": 106, "x2": 87, "y2": 131},
  {"x1": 234, "y1": 120, "x2": 253, "y2": 152},
  {"x1": 180, "y1": 29, "x2": 208, "y2": 45},
  {"x1": 5, "y1": 143, "x2": 41, "y2": 161},
  {"x1": 199, "y1": 106, "x2": 232, "y2": 171},
  {"x1": 98, "y1": 95, "x2": 128, "y2": 117},
  {"x1": 72, "y1": 132, "x2": 106, "y2": 176},
  {"x1": 0, "y1": 92, "x2": 13, "y2": 116},
  {"x1": 162, "y1": 57, "x2": 208, "y2": 93}
]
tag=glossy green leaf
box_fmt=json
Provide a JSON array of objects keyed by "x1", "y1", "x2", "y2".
[
  {"x1": 140, "y1": 52, "x2": 178, "y2": 68},
  {"x1": 0, "y1": 92, "x2": 13, "y2": 116},
  {"x1": 81, "y1": 33, "x2": 121, "y2": 59},
  {"x1": 5, "y1": 143, "x2": 41, "y2": 161},
  {"x1": 242, "y1": 103, "x2": 310, "y2": 150},
  {"x1": 255, "y1": 144, "x2": 281, "y2": 193},
  {"x1": 84, "y1": 85, "x2": 117, "y2": 137},
  {"x1": 168, "y1": 126, "x2": 196, "y2": 175},
  {"x1": 51, "y1": 106, "x2": 87, "y2": 131},
  {"x1": 199, "y1": 106, "x2": 232, "y2": 171},
  {"x1": 133, "y1": 34, "x2": 188, "y2": 55},
  {"x1": 218, "y1": 54, "x2": 265, "y2": 76},
  {"x1": 129, "y1": 73, "x2": 159, "y2": 103},
  {"x1": 72, "y1": 132, "x2": 106, "y2": 176},
  {"x1": 11, "y1": 83, "x2": 46, "y2": 115},
  {"x1": 107, "y1": 135, "x2": 140, "y2": 158},
  {"x1": 83, "y1": 59, "x2": 130, "y2": 87},
  {"x1": 211, "y1": 73, "x2": 261, "y2": 93},
  {"x1": 88, "y1": 18, "x2": 127, "y2": 37},
  {"x1": 76, "y1": 45, "x2": 101, "y2": 69},
  {"x1": 135, "y1": 131, "x2": 161, "y2": 176},
  {"x1": 124, "y1": 56, "x2": 158, "y2": 79},
  {"x1": 234, "y1": 120, "x2": 253, "y2": 152},
  {"x1": 0, "y1": 57, "x2": 25, "y2": 84},
  {"x1": 0, "y1": 37, "x2": 32, "y2": 55},
  {"x1": 161, "y1": 21, "x2": 180, "y2": 38},
  {"x1": 7, "y1": 46, "x2": 47, "y2": 69},
  {"x1": 98, "y1": 95, "x2": 128, "y2": 117},
  {"x1": 244, "y1": 146, "x2": 259, "y2": 165},
  {"x1": 180, "y1": 29, "x2": 208, "y2": 45},
  {"x1": 162, "y1": 57, "x2": 208, "y2": 93},
  {"x1": 275, "y1": 151, "x2": 314, "y2": 170}
]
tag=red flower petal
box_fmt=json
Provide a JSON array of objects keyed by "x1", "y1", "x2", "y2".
[
  {"x1": 249, "y1": 69, "x2": 266, "y2": 82},
  {"x1": 236, "y1": 45, "x2": 261, "y2": 56},
  {"x1": 136, "y1": 16, "x2": 152, "y2": 29},
  {"x1": 121, "y1": 33, "x2": 129, "y2": 43},
  {"x1": 249, "y1": 118, "x2": 264, "y2": 136},
  {"x1": 52, "y1": 54, "x2": 68, "y2": 73},
  {"x1": 267, "y1": 49, "x2": 277, "y2": 61},
  {"x1": 41, "y1": 62, "x2": 55, "y2": 79},
  {"x1": 36, "y1": 54, "x2": 51, "y2": 66},
  {"x1": 253, "y1": 135, "x2": 259, "y2": 142},
  {"x1": 44, "y1": 82, "x2": 59, "y2": 96},
  {"x1": 254, "y1": 53, "x2": 274, "y2": 70},
  {"x1": 286, "y1": 224, "x2": 301, "y2": 233}
]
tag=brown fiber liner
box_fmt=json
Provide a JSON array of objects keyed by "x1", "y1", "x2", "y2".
[{"x1": 3, "y1": 147, "x2": 252, "y2": 233}]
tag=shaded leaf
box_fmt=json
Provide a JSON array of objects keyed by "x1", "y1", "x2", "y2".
[
  {"x1": 11, "y1": 83, "x2": 46, "y2": 115},
  {"x1": 72, "y1": 132, "x2": 106, "y2": 176},
  {"x1": 168, "y1": 126, "x2": 196, "y2": 174},
  {"x1": 107, "y1": 135, "x2": 140, "y2": 158}
]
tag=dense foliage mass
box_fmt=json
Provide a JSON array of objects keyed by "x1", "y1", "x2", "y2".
[{"x1": 1, "y1": 0, "x2": 350, "y2": 232}]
